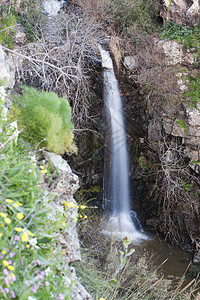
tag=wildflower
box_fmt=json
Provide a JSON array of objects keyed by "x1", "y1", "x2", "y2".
[
  {"x1": 45, "y1": 281, "x2": 50, "y2": 286},
  {"x1": 4, "y1": 287, "x2": 9, "y2": 293},
  {"x1": 39, "y1": 165, "x2": 44, "y2": 169},
  {"x1": 79, "y1": 215, "x2": 83, "y2": 219},
  {"x1": 13, "y1": 202, "x2": 22, "y2": 207},
  {"x1": 61, "y1": 221, "x2": 66, "y2": 226},
  {"x1": 0, "y1": 212, "x2": 7, "y2": 218},
  {"x1": 4, "y1": 277, "x2": 9, "y2": 285},
  {"x1": 8, "y1": 260, "x2": 12, "y2": 265},
  {"x1": 80, "y1": 205, "x2": 86, "y2": 209},
  {"x1": 0, "y1": 128, "x2": 2, "y2": 133},
  {"x1": 31, "y1": 283, "x2": 37, "y2": 293},
  {"x1": 0, "y1": 142, "x2": 5, "y2": 148},
  {"x1": 41, "y1": 169, "x2": 47, "y2": 174},
  {"x1": 58, "y1": 293, "x2": 64, "y2": 300},
  {"x1": 100, "y1": 298, "x2": 105, "y2": 300},
  {"x1": 8, "y1": 265, "x2": 14, "y2": 271},
  {"x1": 35, "y1": 259, "x2": 41, "y2": 266},
  {"x1": 26, "y1": 244, "x2": 30, "y2": 249},
  {"x1": 45, "y1": 267, "x2": 51, "y2": 276},
  {"x1": 27, "y1": 230, "x2": 34, "y2": 237},
  {"x1": 14, "y1": 235, "x2": 20, "y2": 241},
  {"x1": 10, "y1": 291, "x2": 16, "y2": 298},
  {"x1": 1, "y1": 250, "x2": 6, "y2": 255},
  {"x1": 5, "y1": 199, "x2": 13, "y2": 204},
  {"x1": 0, "y1": 233, "x2": 2, "y2": 238},
  {"x1": 3, "y1": 269, "x2": 9, "y2": 276},
  {"x1": 16, "y1": 213, "x2": 24, "y2": 220},
  {"x1": 20, "y1": 260, "x2": 24, "y2": 265},
  {"x1": 1, "y1": 224, "x2": 4, "y2": 227},
  {"x1": 66, "y1": 202, "x2": 74, "y2": 208},
  {"x1": 2, "y1": 260, "x2": 9, "y2": 267},
  {"x1": 84, "y1": 216, "x2": 88, "y2": 219},
  {"x1": 10, "y1": 273, "x2": 16, "y2": 281},
  {"x1": 21, "y1": 232, "x2": 29, "y2": 242},
  {"x1": 14, "y1": 227, "x2": 23, "y2": 232},
  {"x1": 9, "y1": 253, "x2": 15, "y2": 258},
  {"x1": 4, "y1": 217, "x2": 11, "y2": 224}
]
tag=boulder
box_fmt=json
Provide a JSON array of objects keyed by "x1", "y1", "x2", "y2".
[
  {"x1": 124, "y1": 56, "x2": 137, "y2": 72},
  {"x1": 160, "y1": 0, "x2": 200, "y2": 26}
]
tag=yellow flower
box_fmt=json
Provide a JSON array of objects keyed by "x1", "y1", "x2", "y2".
[
  {"x1": 0, "y1": 212, "x2": 7, "y2": 218},
  {"x1": 0, "y1": 233, "x2": 3, "y2": 238},
  {"x1": 1, "y1": 250, "x2": 6, "y2": 255},
  {"x1": 2, "y1": 260, "x2": 9, "y2": 267},
  {"x1": 39, "y1": 165, "x2": 44, "y2": 169},
  {"x1": 79, "y1": 215, "x2": 83, "y2": 219},
  {"x1": 26, "y1": 244, "x2": 30, "y2": 248},
  {"x1": 16, "y1": 213, "x2": 24, "y2": 220},
  {"x1": 100, "y1": 298, "x2": 105, "y2": 300},
  {"x1": 66, "y1": 202, "x2": 74, "y2": 208},
  {"x1": 27, "y1": 230, "x2": 34, "y2": 237},
  {"x1": 14, "y1": 227, "x2": 23, "y2": 232},
  {"x1": 4, "y1": 217, "x2": 11, "y2": 224},
  {"x1": 61, "y1": 221, "x2": 66, "y2": 226},
  {"x1": 8, "y1": 265, "x2": 14, "y2": 271},
  {"x1": 21, "y1": 232, "x2": 29, "y2": 242},
  {"x1": 80, "y1": 205, "x2": 86, "y2": 209},
  {"x1": 13, "y1": 202, "x2": 23, "y2": 207},
  {"x1": 5, "y1": 199, "x2": 13, "y2": 204},
  {"x1": 84, "y1": 216, "x2": 88, "y2": 219},
  {"x1": 10, "y1": 273, "x2": 15, "y2": 278},
  {"x1": 1, "y1": 224, "x2": 4, "y2": 227},
  {"x1": 61, "y1": 201, "x2": 67, "y2": 206},
  {"x1": 41, "y1": 169, "x2": 47, "y2": 174}
]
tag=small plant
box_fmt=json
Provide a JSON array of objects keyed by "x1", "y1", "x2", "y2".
[
  {"x1": 11, "y1": 86, "x2": 77, "y2": 155},
  {"x1": 176, "y1": 119, "x2": 187, "y2": 132},
  {"x1": 184, "y1": 74, "x2": 200, "y2": 106},
  {"x1": 160, "y1": 21, "x2": 193, "y2": 42}
]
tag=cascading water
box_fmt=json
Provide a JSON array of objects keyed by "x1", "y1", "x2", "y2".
[{"x1": 100, "y1": 46, "x2": 148, "y2": 242}]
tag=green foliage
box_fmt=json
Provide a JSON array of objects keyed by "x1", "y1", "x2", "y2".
[
  {"x1": 110, "y1": 0, "x2": 158, "y2": 34},
  {"x1": 0, "y1": 87, "x2": 77, "y2": 299},
  {"x1": 138, "y1": 155, "x2": 148, "y2": 171},
  {"x1": 179, "y1": 180, "x2": 193, "y2": 192},
  {"x1": 0, "y1": 11, "x2": 16, "y2": 49},
  {"x1": 160, "y1": 21, "x2": 193, "y2": 42},
  {"x1": 11, "y1": 86, "x2": 77, "y2": 155},
  {"x1": 176, "y1": 119, "x2": 187, "y2": 132},
  {"x1": 184, "y1": 74, "x2": 200, "y2": 106},
  {"x1": 16, "y1": 0, "x2": 43, "y2": 42}
]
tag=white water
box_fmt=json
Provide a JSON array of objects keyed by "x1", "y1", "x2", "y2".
[
  {"x1": 43, "y1": 0, "x2": 64, "y2": 16},
  {"x1": 100, "y1": 46, "x2": 148, "y2": 243}
]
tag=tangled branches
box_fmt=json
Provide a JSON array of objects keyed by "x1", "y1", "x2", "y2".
[
  {"x1": 13, "y1": 8, "x2": 102, "y2": 127},
  {"x1": 147, "y1": 136, "x2": 200, "y2": 249}
]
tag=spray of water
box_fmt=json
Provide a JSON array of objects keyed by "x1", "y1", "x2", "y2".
[{"x1": 100, "y1": 46, "x2": 148, "y2": 243}]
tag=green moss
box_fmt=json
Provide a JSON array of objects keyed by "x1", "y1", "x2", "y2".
[{"x1": 11, "y1": 86, "x2": 77, "y2": 155}]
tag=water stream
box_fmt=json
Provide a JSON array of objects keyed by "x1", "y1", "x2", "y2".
[{"x1": 99, "y1": 46, "x2": 148, "y2": 242}]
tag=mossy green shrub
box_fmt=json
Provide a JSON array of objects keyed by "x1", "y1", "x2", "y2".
[
  {"x1": 12, "y1": 87, "x2": 77, "y2": 155},
  {"x1": 110, "y1": 0, "x2": 158, "y2": 34},
  {"x1": 184, "y1": 74, "x2": 200, "y2": 106},
  {"x1": 0, "y1": 10, "x2": 16, "y2": 49}
]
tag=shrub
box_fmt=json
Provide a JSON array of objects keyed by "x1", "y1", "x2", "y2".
[
  {"x1": 0, "y1": 11, "x2": 16, "y2": 49},
  {"x1": 184, "y1": 74, "x2": 200, "y2": 106},
  {"x1": 110, "y1": 0, "x2": 158, "y2": 34},
  {"x1": 160, "y1": 21, "x2": 193, "y2": 42},
  {"x1": 12, "y1": 86, "x2": 77, "y2": 155}
]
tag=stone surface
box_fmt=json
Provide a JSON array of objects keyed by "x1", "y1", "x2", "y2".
[
  {"x1": 160, "y1": 0, "x2": 200, "y2": 26},
  {"x1": 44, "y1": 151, "x2": 81, "y2": 263},
  {"x1": 13, "y1": 30, "x2": 26, "y2": 45},
  {"x1": 193, "y1": 249, "x2": 200, "y2": 263},
  {"x1": 155, "y1": 39, "x2": 194, "y2": 65},
  {"x1": 0, "y1": 44, "x2": 12, "y2": 87},
  {"x1": 124, "y1": 56, "x2": 137, "y2": 72},
  {"x1": 70, "y1": 267, "x2": 93, "y2": 300}
]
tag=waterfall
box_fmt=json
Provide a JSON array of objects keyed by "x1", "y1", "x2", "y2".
[
  {"x1": 100, "y1": 46, "x2": 148, "y2": 242},
  {"x1": 43, "y1": 0, "x2": 65, "y2": 16}
]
